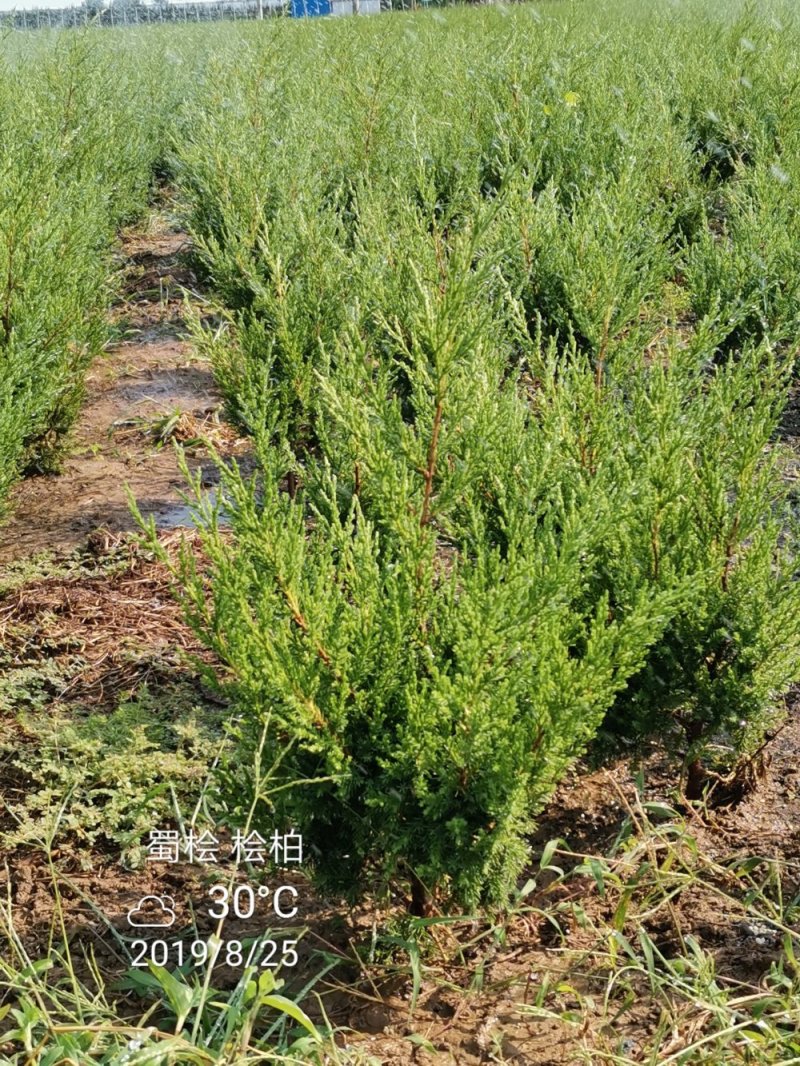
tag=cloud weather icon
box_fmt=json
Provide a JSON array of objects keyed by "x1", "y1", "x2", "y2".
[{"x1": 126, "y1": 895, "x2": 177, "y2": 928}]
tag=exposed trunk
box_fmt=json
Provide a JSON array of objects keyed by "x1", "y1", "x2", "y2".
[{"x1": 409, "y1": 871, "x2": 432, "y2": 917}]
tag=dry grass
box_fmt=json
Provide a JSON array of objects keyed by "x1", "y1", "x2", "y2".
[{"x1": 0, "y1": 531, "x2": 220, "y2": 710}]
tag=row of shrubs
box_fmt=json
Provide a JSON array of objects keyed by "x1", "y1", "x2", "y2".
[
  {"x1": 0, "y1": 36, "x2": 172, "y2": 516},
  {"x1": 159, "y1": 2, "x2": 800, "y2": 911}
]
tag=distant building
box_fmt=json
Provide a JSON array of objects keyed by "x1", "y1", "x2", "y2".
[{"x1": 331, "y1": 0, "x2": 379, "y2": 13}]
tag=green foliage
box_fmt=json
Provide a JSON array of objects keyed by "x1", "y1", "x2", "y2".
[
  {"x1": 595, "y1": 343, "x2": 800, "y2": 763},
  {"x1": 0, "y1": 35, "x2": 170, "y2": 515},
  {"x1": 162, "y1": 0, "x2": 800, "y2": 908},
  {"x1": 0, "y1": 690, "x2": 221, "y2": 863},
  {"x1": 168, "y1": 219, "x2": 672, "y2": 909},
  {"x1": 3, "y1": 0, "x2": 800, "y2": 911}
]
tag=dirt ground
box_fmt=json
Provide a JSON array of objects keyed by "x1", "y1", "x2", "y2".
[
  {"x1": 1, "y1": 211, "x2": 799, "y2": 1065},
  {"x1": 0, "y1": 216, "x2": 248, "y2": 565}
]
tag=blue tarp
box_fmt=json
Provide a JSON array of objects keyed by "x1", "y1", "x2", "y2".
[{"x1": 290, "y1": 0, "x2": 331, "y2": 15}]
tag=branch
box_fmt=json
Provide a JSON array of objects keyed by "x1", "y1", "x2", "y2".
[{"x1": 420, "y1": 398, "x2": 443, "y2": 528}]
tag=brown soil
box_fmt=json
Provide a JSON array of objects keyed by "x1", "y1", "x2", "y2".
[
  {"x1": 0, "y1": 530, "x2": 218, "y2": 711},
  {"x1": 0, "y1": 215, "x2": 248, "y2": 565}
]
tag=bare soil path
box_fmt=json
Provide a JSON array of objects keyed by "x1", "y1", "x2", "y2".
[{"x1": 0, "y1": 211, "x2": 245, "y2": 565}]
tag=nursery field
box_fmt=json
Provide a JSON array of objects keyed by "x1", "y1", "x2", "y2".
[{"x1": 2, "y1": 1, "x2": 800, "y2": 1062}]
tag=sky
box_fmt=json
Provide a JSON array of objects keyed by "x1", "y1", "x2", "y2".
[{"x1": 0, "y1": 0, "x2": 85, "y2": 10}]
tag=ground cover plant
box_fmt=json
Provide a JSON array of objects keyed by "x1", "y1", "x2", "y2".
[{"x1": 2, "y1": 1, "x2": 800, "y2": 1063}]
